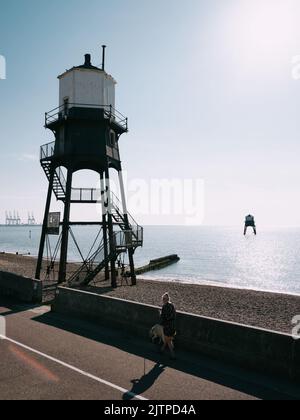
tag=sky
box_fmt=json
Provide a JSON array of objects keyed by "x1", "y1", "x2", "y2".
[{"x1": 1, "y1": 0, "x2": 300, "y2": 226}]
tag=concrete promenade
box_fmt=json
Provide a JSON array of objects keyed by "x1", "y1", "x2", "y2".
[{"x1": 0, "y1": 296, "x2": 299, "y2": 400}]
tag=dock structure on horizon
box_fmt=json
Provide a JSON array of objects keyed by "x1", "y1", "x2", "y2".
[
  {"x1": 5, "y1": 211, "x2": 21, "y2": 226},
  {"x1": 28, "y1": 212, "x2": 36, "y2": 225},
  {"x1": 4, "y1": 211, "x2": 36, "y2": 226}
]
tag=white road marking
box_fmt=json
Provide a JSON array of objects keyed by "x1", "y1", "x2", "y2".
[
  {"x1": 0, "y1": 335, "x2": 148, "y2": 401},
  {"x1": 29, "y1": 306, "x2": 51, "y2": 315}
]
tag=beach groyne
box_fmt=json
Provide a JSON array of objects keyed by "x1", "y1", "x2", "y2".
[
  {"x1": 53, "y1": 286, "x2": 300, "y2": 383},
  {"x1": 136, "y1": 254, "x2": 180, "y2": 275},
  {"x1": 0, "y1": 270, "x2": 43, "y2": 303}
]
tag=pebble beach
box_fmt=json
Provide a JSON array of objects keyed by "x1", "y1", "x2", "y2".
[{"x1": 0, "y1": 252, "x2": 299, "y2": 334}]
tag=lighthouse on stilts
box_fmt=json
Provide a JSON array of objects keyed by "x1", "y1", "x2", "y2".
[
  {"x1": 35, "y1": 48, "x2": 143, "y2": 289},
  {"x1": 244, "y1": 214, "x2": 257, "y2": 236}
]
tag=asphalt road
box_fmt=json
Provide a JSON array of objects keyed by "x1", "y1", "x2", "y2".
[{"x1": 0, "y1": 296, "x2": 299, "y2": 400}]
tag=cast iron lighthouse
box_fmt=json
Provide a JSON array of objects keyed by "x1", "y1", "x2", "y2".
[{"x1": 36, "y1": 48, "x2": 143, "y2": 288}]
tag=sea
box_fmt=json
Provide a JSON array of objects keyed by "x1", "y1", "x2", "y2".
[{"x1": 1, "y1": 225, "x2": 300, "y2": 295}]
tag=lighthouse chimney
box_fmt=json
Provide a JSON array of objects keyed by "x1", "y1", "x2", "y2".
[{"x1": 102, "y1": 45, "x2": 107, "y2": 71}]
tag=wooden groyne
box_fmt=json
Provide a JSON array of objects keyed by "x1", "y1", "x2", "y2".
[{"x1": 136, "y1": 255, "x2": 180, "y2": 275}]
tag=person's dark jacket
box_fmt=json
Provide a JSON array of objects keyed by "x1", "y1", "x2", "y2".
[{"x1": 160, "y1": 303, "x2": 176, "y2": 337}]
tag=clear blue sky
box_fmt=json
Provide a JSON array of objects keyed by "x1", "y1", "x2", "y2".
[{"x1": 1, "y1": 0, "x2": 300, "y2": 226}]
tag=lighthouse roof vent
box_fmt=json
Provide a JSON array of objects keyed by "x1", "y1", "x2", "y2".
[
  {"x1": 74, "y1": 54, "x2": 102, "y2": 71},
  {"x1": 58, "y1": 52, "x2": 116, "y2": 82}
]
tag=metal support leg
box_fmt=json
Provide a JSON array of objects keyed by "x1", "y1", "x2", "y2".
[
  {"x1": 58, "y1": 170, "x2": 73, "y2": 284},
  {"x1": 35, "y1": 167, "x2": 55, "y2": 279},
  {"x1": 105, "y1": 168, "x2": 117, "y2": 288},
  {"x1": 118, "y1": 170, "x2": 136, "y2": 286},
  {"x1": 127, "y1": 246, "x2": 136, "y2": 286},
  {"x1": 100, "y1": 173, "x2": 109, "y2": 280}
]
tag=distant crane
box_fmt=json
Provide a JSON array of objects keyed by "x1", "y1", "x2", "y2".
[
  {"x1": 5, "y1": 211, "x2": 20, "y2": 225},
  {"x1": 28, "y1": 212, "x2": 36, "y2": 225},
  {"x1": 5, "y1": 211, "x2": 10, "y2": 225}
]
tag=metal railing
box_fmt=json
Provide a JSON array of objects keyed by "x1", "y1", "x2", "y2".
[
  {"x1": 56, "y1": 167, "x2": 67, "y2": 192},
  {"x1": 110, "y1": 191, "x2": 140, "y2": 228},
  {"x1": 45, "y1": 103, "x2": 128, "y2": 131},
  {"x1": 110, "y1": 192, "x2": 144, "y2": 247},
  {"x1": 40, "y1": 141, "x2": 55, "y2": 160},
  {"x1": 131, "y1": 226, "x2": 144, "y2": 246},
  {"x1": 113, "y1": 230, "x2": 134, "y2": 250},
  {"x1": 71, "y1": 188, "x2": 101, "y2": 203}
]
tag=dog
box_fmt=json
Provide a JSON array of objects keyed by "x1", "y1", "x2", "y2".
[{"x1": 149, "y1": 324, "x2": 165, "y2": 345}]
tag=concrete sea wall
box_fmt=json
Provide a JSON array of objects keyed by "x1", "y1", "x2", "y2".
[
  {"x1": 52, "y1": 286, "x2": 300, "y2": 382},
  {"x1": 0, "y1": 271, "x2": 43, "y2": 303}
]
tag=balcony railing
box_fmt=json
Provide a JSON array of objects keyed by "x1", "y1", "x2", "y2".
[
  {"x1": 40, "y1": 141, "x2": 55, "y2": 160},
  {"x1": 71, "y1": 188, "x2": 101, "y2": 203},
  {"x1": 45, "y1": 103, "x2": 128, "y2": 131},
  {"x1": 110, "y1": 191, "x2": 144, "y2": 247}
]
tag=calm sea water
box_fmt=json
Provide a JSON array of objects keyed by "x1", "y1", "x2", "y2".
[{"x1": 1, "y1": 225, "x2": 300, "y2": 295}]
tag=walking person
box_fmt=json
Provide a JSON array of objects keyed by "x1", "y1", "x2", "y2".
[{"x1": 160, "y1": 293, "x2": 177, "y2": 360}]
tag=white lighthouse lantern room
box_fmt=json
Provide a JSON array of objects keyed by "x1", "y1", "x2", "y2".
[{"x1": 58, "y1": 51, "x2": 116, "y2": 110}]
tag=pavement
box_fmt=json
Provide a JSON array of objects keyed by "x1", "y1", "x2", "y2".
[{"x1": 0, "y1": 296, "x2": 299, "y2": 401}]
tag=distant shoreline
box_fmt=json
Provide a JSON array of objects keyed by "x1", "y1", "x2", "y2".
[{"x1": 0, "y1": 224, "x2": 42, "y2": 227}]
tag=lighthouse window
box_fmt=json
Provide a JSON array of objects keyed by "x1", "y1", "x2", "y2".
[
  {"x1": 110, "y1": 130, "x2": 116, "y2": 147},
  {"x1": 63, "y1": 97, "x2": 69, "y2": 116}
]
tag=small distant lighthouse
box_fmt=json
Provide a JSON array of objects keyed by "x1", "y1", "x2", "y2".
[
  {"x1": 36, "y1": 48, "x2": 143, "y2": 288},
  {"x1": 244, "y1": 214, "x2": 257, "y2": 236}
]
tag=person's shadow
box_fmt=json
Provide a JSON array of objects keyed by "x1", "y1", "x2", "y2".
[{"x1": 123, "y1": 363, "x2": 166, "y2": 400}]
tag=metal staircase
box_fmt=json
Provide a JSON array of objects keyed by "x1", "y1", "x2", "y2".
[
  {"x1": 66, "y1": 196, "x2": 143, "y2": 287},
  {"x1": 40, "y1": 141, "x2": 143, "y2": 288},
  {"x1": 67, "y1": 199, "x2": 143, "y2": 288},
  {"x1": 41, "y1": 142, "x2": 101, "y2": 204},
  {"x1": 110, "y1": 192, "x2": 143, "y2": 248},
  {"x1": 68, "y1": 231, "x2": 130, "y2": 287},
  {"x1": 40, "y1": 141, "x2": 67, "y2": 201},
  {"x1": 41, "y1": 161, "x2": 67, "y2": 201}
]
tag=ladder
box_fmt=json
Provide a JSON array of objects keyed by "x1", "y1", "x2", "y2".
[
  {"x1": 110, "y1": 192, "x2": 143, "y2": 248},
  {"x1": 41, "y1": 160, "x2": 67, "y2": 201}
]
